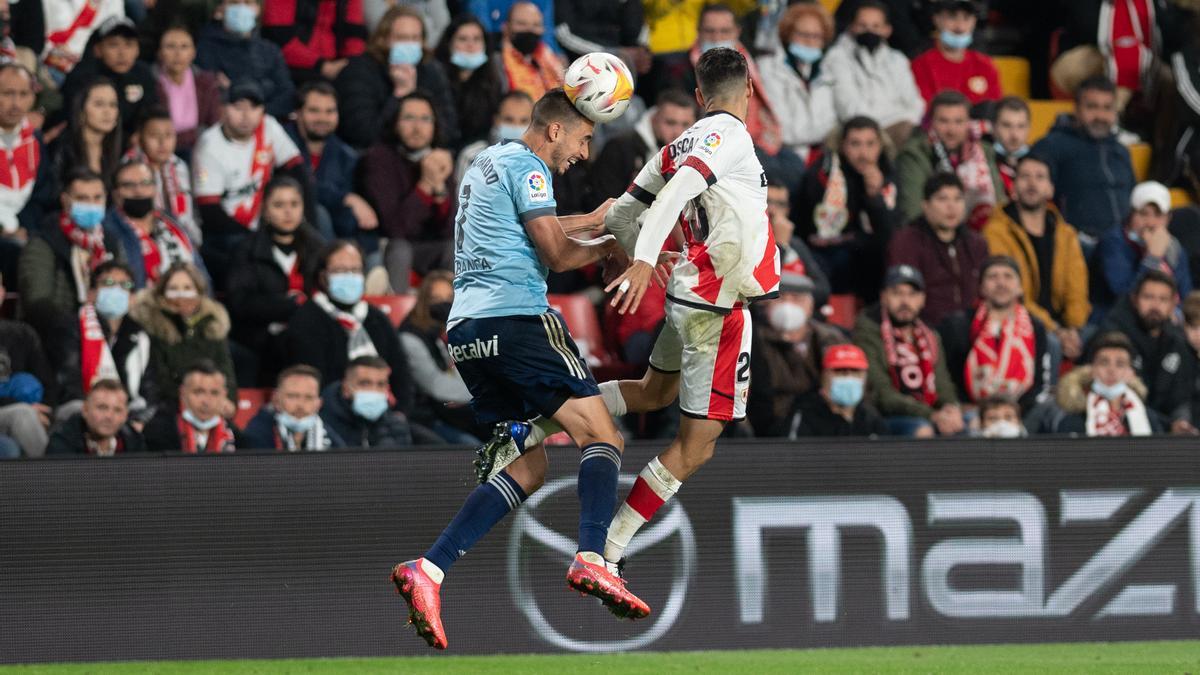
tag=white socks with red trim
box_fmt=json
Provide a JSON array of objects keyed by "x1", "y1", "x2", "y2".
[
  {"x1": 603, "y1": 457, "x2": 682, "y2": 565},
  {"x1": 524, "y1": 381, "x2": 628, "y2": 449}
]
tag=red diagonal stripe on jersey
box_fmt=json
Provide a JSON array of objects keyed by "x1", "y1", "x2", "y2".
[
  {"x1": 687, "y1": 242, "x2": 722, "y2": 304},
  {"x1": 752, "y1": 211, "x2": 780, "y2": 292},
  {"x1": 682, "y1": 156, "x2": 716, "y2": 185}
]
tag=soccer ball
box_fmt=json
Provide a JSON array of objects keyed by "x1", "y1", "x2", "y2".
[{"x1": 563, "y1": 52, "x2": 635, "y2": 124}]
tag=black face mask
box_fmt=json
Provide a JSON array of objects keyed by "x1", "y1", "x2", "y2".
[
  {"x1": 854, "y1": 31, "x2": 884, "y2": 52},
  {"x1": 510, "y1": 31, "x2": 541, "y2": 56},
  {"x1": 122, "y1": 197, "x2": 154, "y2": 219},
  {"x1": 429, "y1": 301, "x2": 453, "y2": 323}
]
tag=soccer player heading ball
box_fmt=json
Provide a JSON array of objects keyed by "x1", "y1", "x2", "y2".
[{"x1": 390, "y1": 86, "x2": 645, "y2": 650}]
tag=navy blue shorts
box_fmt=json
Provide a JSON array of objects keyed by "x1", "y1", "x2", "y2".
[{"x1": 448, "y1": 310, "x2": 600, "y2": 425}]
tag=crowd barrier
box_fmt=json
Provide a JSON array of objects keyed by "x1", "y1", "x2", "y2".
[{"x1": 2, "y1": 437, "x2": 1199, "y2": 662}]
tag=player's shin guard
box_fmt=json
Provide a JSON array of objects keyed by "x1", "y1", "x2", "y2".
[
  {"x1": 576, "y1": 442, "x2": 621, "y2": 557},
  {"x1": 526, "y1": 382, "x2": 629, "y2": 449},
  {"x1": 604, "y1": 457, "x2": 682, "y2": 563},
  {"x1": 424, "y1": 470, "x2": 527, "y2": 573}
]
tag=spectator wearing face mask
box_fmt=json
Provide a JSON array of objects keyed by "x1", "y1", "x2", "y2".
[
  {"x1": 434, "y1": 15, "x2": 505, "y2": 151},
  {"x1": 909, "y1": 0, "x2": 1000, "y2": 107},
  {"x1": 991, "y1": 97, "x2": 1031, "y2": 202},
  {"x1": 55, "y1": 261, "x2": 156, "y2": 425},
  {"x1": 748, "y1": 271, "x2": 846, "y2": 438},
  {"x1": 977, "y1": 395, "x2": 1027, "y2": 438},
  {"x1": 333, "y1": 5, "x2": 456, "y2": 149},
  {"x1": 454, "y1": 90, "x2": 535, "y2": 186},
  {"x1": 796, "y1": 343, "x2": 887, "y2": 437},
  {"x1": 397, "y1": 272, "x2": 478, "y2": 445},
  {"x1": 242, "y1": 364, "x2": 345, "y2": 451},
  {"x1": 319, "y1": 355, "x2": 412, "y2": 447},
  {"x1": 496, "y1": 1, "x2": 563, "y2": 103},
  {"x1": 1044, "y1": 331, "x2": 1162, "y2": 436},
  {"x1": 822, "y1": 0, "x2": 924, "y2": 149},
  {"x1": 195, "y1": 0, "x2": 295, "y2": 119},
  {"x1": 143, "y1": 359, "x2": 240, "y2": 452},
  {"x1": 105, "y1": 159, "x2": 206, "y2": 290},
  {"x1": 286, "y1": 240, "x2": 415, "y2": 420}
]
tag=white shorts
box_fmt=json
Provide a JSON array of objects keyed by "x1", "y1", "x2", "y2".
[{"x1": 649, "y1": 301, "x2": 753, "y2": 422}]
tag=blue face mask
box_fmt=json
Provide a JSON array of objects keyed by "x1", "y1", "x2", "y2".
[
  {"x1": 450, "y1": 50, "x2": 487, "y2": 71},
  {"x1": 223, "y1": 3, "x2": 258, "y2": 35},
  {"x1": 182, "y1": 408, "x2": 221, "y2": 430},
  {"x1": 496, "y1": 124, "x2": 526, "y2": 141},
  {"x1": 1091, "y1": 379, "x2": 1128, "y2": 401},
  {"x1": 278, "y1": 412, "x2": 318, "y2": 433},
  {"x1": 700, "y1": 40, "x2": 736, "y2": 54},
  {"x1": 993, "y1": 141, "x2": 1029, "y2": 159},
  {"x1": 787, "y1": 43, "x2": 823, "y2": 65},
  {"x1": 389, "y1": 41, "x2": 423, "y2": 66},
  {"x1": 829, "y1": 376, "x2": 865, "y2": 407},
  {"x1": 352, "y1": 390, "x2": 389, "y2": 421},
  {"x1": 327, "y1": 272, "x2": 364, "y2": 305},
  {"x1": 940, "y1": 29, "x2": 973, "y2": 50},
  {"x1": 70, "y1": 202, "x2": 105, "y2": 229},
  {"x1": 94, "y1": 286, "x2": 130, "y2": 319}
]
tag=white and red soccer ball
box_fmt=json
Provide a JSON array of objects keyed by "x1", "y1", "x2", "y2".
[{"x1": 563, "y1": 52, "x2": 635, "y2": 124}]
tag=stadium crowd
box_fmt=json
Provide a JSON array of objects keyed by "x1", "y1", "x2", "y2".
[{"x1": 1, "y1": 0, "x2": 1199, "y2": 455}]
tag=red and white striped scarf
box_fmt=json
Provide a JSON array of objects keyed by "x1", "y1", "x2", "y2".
[
  {"x1": 881, "y1": 312, "x2": 940, "y2": 406},
  {"x1": 79, "y1": 304, "x2": 119, "y2": 394},
  {"x1": 964, "y1": 304, "x2": 1036, "y2": 402}
]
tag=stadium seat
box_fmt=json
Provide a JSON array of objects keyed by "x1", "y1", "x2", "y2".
[
  {"x1": 1170, "y1": 188, "x2": 1195, "y2": 208},
  {"x1": 1027, "y1": 100, "x2": 1073, "y2": 142},
  {"x1": 1128, "y1": 143, "x2": 1151, "y2": 182},
  {"x1": 235, "y1": 388, "x2": 272, "y2": 429},
  {"x1": 365, "y1": 294, "x2": 417, "y2": 328},
  {"x1": 823, "y1": 294, "x2": 859, "y2": 330},
  {"x1": 994, "y1": 56, "x2": 1030, "y2": 98}
]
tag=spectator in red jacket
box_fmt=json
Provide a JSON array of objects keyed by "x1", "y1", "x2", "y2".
[
  {"x1": 887, "y1": 172, "x2": 988, "y2": 327},
  {"x1": 358, "y1": 92, "x2": 455, "y2": 293},
  {"x1": 909, "y1": 0, "x2": 1000, "y2": 107},
  {"x1": 261, "y1": 0, "x2": 367, "y2": 85}
]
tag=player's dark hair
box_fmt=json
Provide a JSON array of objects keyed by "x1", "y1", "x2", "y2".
[
  {"x1": 695, "y1": 47, "x2": 747, "y2": 100},
  {"x1": 347, "y1": 355, "x2": 390, "y2": 376},
  {"x1": 994, "y1": 95, "x2": 1030, "y2": 119},
  {"x1": 1089, "y1": 331, "x2": 1136, "y2": 363},
  {"x1": 923, "y1": 172, "x2": 964, "y2": 200},
  {"x1": 1076, "y1": 75, "x2": 1117, "y2": 102},
  {"x1": 529, "y1": 88, "x2": 590, "y2": 130},
  {"x1": 852, "y1": 0, "x2": 891, "y2": 23},
  {"x1": 296, "y1": 80, "x2": 338, "y2": 110},
  {"x1": 697, "y1": 3, "x2": 736, "y2": 28},
  {"x1": 1134, "y1": 269, "x2": 1177, "y2": 297},
  {"x1": 277, "y1": 364, "x2": 322, "y2": 388},
  {"x1": 656, "y1": 88, "x2": 695, "y2": 111},
  {"x1": 929, "y1": 89, "x2": 971, "y2": 116},
  {"x1": 89, "y1": 260, "x2": 135, "y2": 289}
]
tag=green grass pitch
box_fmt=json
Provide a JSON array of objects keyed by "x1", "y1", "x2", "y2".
[{"x1": 4, "y1": 641, "x2": 1200, "y2": 674}]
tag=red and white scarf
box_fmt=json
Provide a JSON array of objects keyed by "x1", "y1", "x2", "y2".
[
  {"x1": 233, "y1": 123, "x2": 273, "y2": 229},
  {"x1": 880, "y1": 311, "x2": 939, "y2": 406},
  {"x1": 79, "y1": 304, "x2": 119, "y2": 394},
  {"x1": 127, "y1": 147, "x2": 192, "y2": 226},
  {"x1": 929, "y1": 129, "x2": 996, "y2": 230},
  {"x1": 1086, "y1": 390, "x2": 1152, "y2": 436},
  {"x1": 1100, "y1": 0, "x2": 1156, "y2": 92},
  {"x1": 132, "y1": 212, "x2": 194, "y2": 284},
  {"x1": 176, "y1": 410, "x2": 236, "y2": 454},
  {"x1": 312, "y1": 291, "x2": 378, "y2": 360},
  {"x1": 0, "y1": 118, "x2": 41, "y2": 233},
  {"x1": 60, "y1": 211, "x2": 110, "y2": 302},
  {"x1": 963, "y1": 304, "x2": 1036, "y2": 402}
]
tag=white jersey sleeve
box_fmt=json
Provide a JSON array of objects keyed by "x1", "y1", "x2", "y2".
[{"x1": 265, "y1": 116, "x2": 302, "y2": 167}]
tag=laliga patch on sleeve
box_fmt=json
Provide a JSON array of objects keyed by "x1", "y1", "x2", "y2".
[
  {"x1": 526, "y1": 171, "x2": 550, "y2": 201},
  {"x1": 697, "y1": 132, "x2": 723, "y2": 157}
]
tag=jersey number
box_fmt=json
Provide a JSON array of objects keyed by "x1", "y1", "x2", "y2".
[{"x1": 455, "y1": 184, "x2": 471, "y2": 252}]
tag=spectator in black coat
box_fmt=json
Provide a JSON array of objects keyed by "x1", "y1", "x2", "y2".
[
  {"x1": 333, "y1": 5, "x2": 457, "y2": 149},
  {"x1": 1098, "y1": 270, "x2": 1198, "y2": 434},
  {"x1": 285, "y1": 240, "x2": 415, "y2": 416},
  {"x1": 284, "y1": 81, "x2": 376, "y2": 242},
  {"x1": 227, "y1": 177, "x2": 324, "y2": 385},
  {"x1": 585, "y1": 89, "x2": 696, "y2": 208},
  {"x1": 46, "y1": 379, "x2": 146, "y2": 455},
  {"x1": 195, "y1": 1, "x2": 295, "y2": 118},
  {"x1": 241, "y1": 364, "x2": 346, "y2": 451},
  {"x1": 433, "y1": 15, "x2": 505, "y2": 151},
  {"x1": 797, "y1": 344, "x2": 887, "y2": 436},
  {"x1": 319, "y1": 355, "x2": 412, "y2": 448},
  {"x1": 55, "y1": 17, "x2": 159, "y2": 137},
  {"x1": 142, "y1": 359, "x2": 240, "y2": 452}
]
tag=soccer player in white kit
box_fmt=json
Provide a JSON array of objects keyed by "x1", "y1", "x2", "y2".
[{"x1": 601, "y1": 47, "x2": 780, "y2": 571}]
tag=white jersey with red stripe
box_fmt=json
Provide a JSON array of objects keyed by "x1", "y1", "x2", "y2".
[{"x1": 607, "y1": 110, "x2": 780, "y2": 313}]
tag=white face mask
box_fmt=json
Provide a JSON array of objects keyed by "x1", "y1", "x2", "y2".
[
  {"x1": 768, "y1": 301, "x2": 808, "y2": 333},
  {"x1": 982, "y1": 420, "x2": 1024, "y2": 438}
]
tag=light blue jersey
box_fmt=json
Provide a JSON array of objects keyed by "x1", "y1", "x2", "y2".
[{"x1": 448, "y1": 140, "x2": 557, "y2": 323}]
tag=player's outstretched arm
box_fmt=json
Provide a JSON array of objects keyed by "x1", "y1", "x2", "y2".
[{"x1": 524, "y1": 200, "x2": 625, "y2": 273}]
